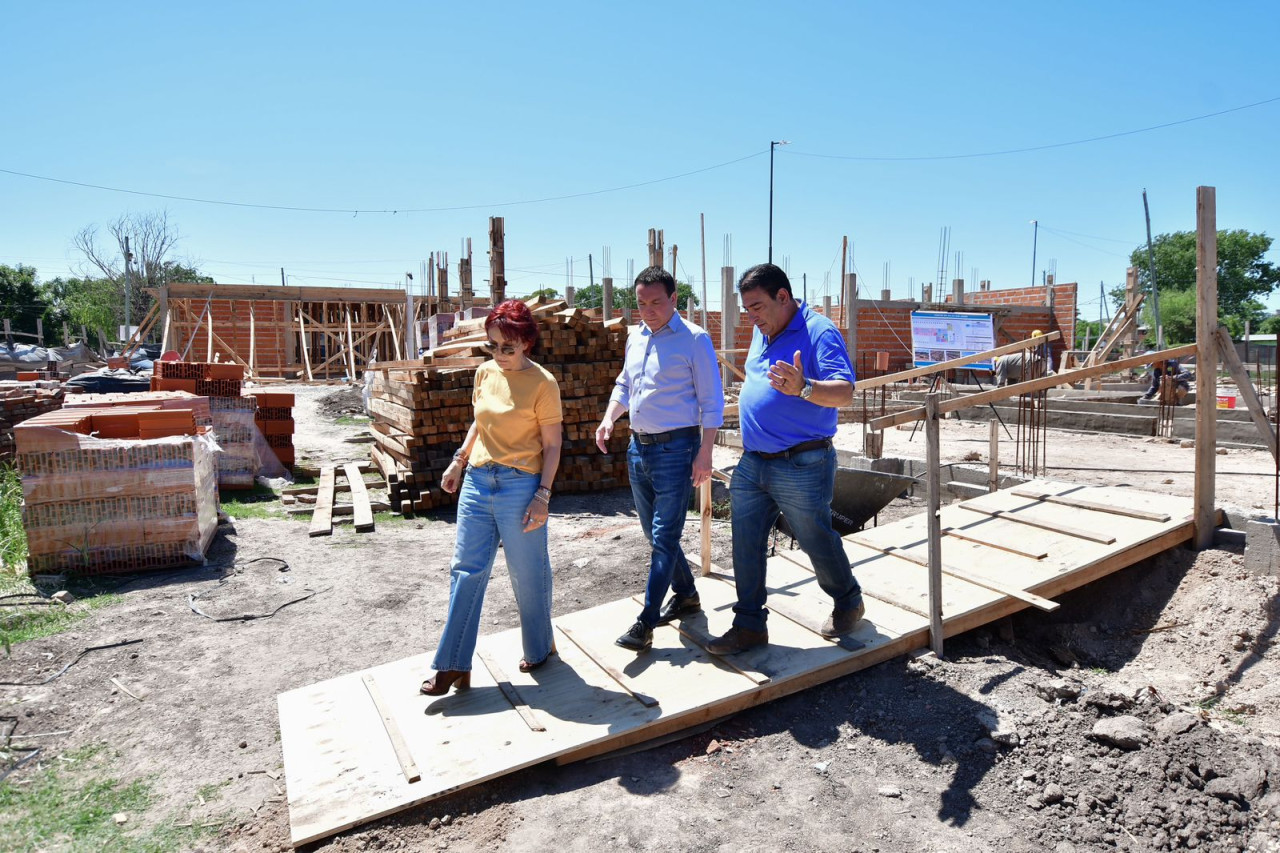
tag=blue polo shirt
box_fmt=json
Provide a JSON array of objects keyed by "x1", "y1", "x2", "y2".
[{"x1": 739, "y1": 301, "x2": 855, "y2": 453}]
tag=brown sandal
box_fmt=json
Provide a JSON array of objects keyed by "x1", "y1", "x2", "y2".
[{"x1": 518, "y1": 649, "x2": 556, "y2": 673}]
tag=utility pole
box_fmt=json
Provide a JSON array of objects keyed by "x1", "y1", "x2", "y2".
[
  {"x1": 1143, "y1": 189, "x2": 1163, "y2": 349},
  {"x1": 123, "y1": 236, "x2": 133, "y2": 343}
]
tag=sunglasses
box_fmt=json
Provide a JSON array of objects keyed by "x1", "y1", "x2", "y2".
[{"x1": 482, "y1": 340, "x2": 519, "y2": 356}]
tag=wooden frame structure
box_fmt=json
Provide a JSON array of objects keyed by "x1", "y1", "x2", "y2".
[{"x1": 147, "y1": 284, "x2": 490, "y2": 381}]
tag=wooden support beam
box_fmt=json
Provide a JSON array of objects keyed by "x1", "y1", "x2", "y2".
[
  {"x1": 870, "y1": 343, "x2": 1200, "y2": 431},
  {"x1": 716, "y1": 351, "x2": 746, "y2": 381},
  {"x1": 248, "y1": 302, "x2": 257, "y2": 379},
  {"x1": 699, "y1": 480, "x2": 712, "y2": 577},
  {"x1": 955, "y1": 503, "x2": 1116, "y2": 544},
  {"x1": 555, "y1": 625, "x2": 658, "y2": 708},
  {"x1": 309, "y1": 466, "x2": 336, "y2": 536},
  {"x1": 476, "y1": 651, "x2": 546, "y2": 733},
  {"x1": 1214, "y1": 326, "x2": 1277, "y2": 460},
  {"x1": 988, "y1": 418, "x2": 999, "y2": 493},
  {"x1": 361, "y1": 674, "x2": 421, "y2": 783},
  {"x1": 345, "y1": 305, "x2": 358, "y2": 380},
  {"x1": 1194, "y1": 186, "x2": 1218, "y2": 549},
  {"x1": 860, "y1": 330, "x2": 1070, "y2": 389},
  {"x1": 1009, "y1": 488, "x2": 1171, "y2": 522},
  {"x1": 925, "y1": 393, "x2": 944, "y2": 657},
  {"x1": 297, "y1": 311, "x2": 314, "y2": 382}
]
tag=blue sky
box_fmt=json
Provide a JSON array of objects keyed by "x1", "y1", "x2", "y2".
[{"x1": 4, "y1": 2, "x2": 1279, "y2": 320}]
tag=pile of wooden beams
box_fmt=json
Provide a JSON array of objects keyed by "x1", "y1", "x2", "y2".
[
  {"x1": 15, "y1": 400, "x2": 218, "y2": 576},
  {"x1": 367, "y1": 304, "x2": 629, "y2": 516}
]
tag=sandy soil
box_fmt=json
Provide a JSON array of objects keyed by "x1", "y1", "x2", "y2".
[{"x1": 1, "y1": 382, "x2": 1277, "y2": 853}]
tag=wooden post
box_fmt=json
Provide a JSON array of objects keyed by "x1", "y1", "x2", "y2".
[
  {"x1": 700, "y1": 213, "x2": 708, "y2": 328},
  {"x1": 459, "y1": 238, "x2": 474, "y2": 309},
  {"x1": 35, "y1": 318, "x2": 43, "y2": 346},
  {"x1": 1124, "y1": 267, "x2": 1140, "y2": 360},
  {"x1": 404, "y1": 284, "x2": 414, "y2": 360},
  {"x1": 699, "y1": 479, "x2": 712, "y2": 577},
  {"x1": 345, "y1": 305, "x2": 357, "y2": 381},
  {"x1": 1194, "y1": 186, "x2": 1217, "y2": 549},
  {"x1": 248, "y1": 301, "x2": 257, "y2": 378},
  {"x1": 989, "y1": 418, "x2": 1000, "y2": 493},
  {"x1": 925, "y1": 393, "x2": 944, "y2": 657},
  {"x1": 721, "y1": 266, "x2": 736, "y2": 386},
  {"x1": 205, "y1": 305, "x2": 214, "y2": 362},
  {"x1": 62, "y1": 321, "x2": 71, "y2": 346},
  {"x1": 602, "y1": 277, "x2": 613, "y2": 320},
  {"x1": 489, "y1": 216, "x2": 506, "y2": 304},
  {"x1": 565, "y1": 286, "x2": 575, "y2": 308},
  {"x1": 158, "y1": 288, "x2": 170, "y2": 352},
  {"x1": 298, "y1": 310, "x2": 314, "y2": 382}
]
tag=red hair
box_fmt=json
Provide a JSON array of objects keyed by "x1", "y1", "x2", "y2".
[{"x1": 484, "y1": 300, "x2": 539, "y2": 351}]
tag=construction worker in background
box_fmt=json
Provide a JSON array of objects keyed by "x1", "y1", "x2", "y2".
[
  {"x1": 993, "y1": 330, "x2": 1055, "y2": 387},
  {"x1": 1139, "y1": 353, "x2": 1192, "y2": 404}
]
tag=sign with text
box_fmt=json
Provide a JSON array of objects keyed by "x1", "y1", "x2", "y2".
[{"x1": 909, "y1": 311, "x2": 995, "y2": 371}]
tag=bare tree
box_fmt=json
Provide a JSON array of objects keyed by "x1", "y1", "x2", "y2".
[{"x1": 72, "y1": 210, "x2": 184, "y2": 336}]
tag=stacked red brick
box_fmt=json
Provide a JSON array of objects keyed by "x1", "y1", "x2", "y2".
[
  {"x1": 248, "y1": 392, "x2": 295, "y2": 470},
  {"x1": 0, "y1": 383, "x2": 65, "y2": 460},
  {"x1": 367, "y1": 305, "x2": 629, "y2": 517},
  {"x1": 15, "y1": 400, "x2": 218, "y2": 576},
  {"x1": 152, "y1": 361, "x2": 259, "y2": 488}
]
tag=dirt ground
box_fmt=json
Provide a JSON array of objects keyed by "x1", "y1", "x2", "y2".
[{"x1": 2, "y1": 381, "x2": 1278, "y2": 852}]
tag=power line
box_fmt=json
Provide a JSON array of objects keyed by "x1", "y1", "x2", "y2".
[
  {"x1": 785, "y1": 95, "x2": 1280, "y2": 162},
  {"x1": 0, "y1": 151, "x2": 765, "y2": 215}
]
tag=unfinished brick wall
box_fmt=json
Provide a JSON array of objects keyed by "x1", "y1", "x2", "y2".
[{"x1": 694, "y1": 279, "x2": 1077, "y2": 381}]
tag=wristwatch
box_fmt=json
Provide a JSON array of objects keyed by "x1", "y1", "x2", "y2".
[{"x1": 799, "y1": 378, "x2": 814, "y2": 400}]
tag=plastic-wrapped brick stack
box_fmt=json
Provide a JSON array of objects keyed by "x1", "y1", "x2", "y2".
[
  {"x1": 15, "y1": 402, "x2": 218, "y2": 576},
  {"x1": 247, "y1": 392, "x2": 295, "y2": 470},
  {"x1": 0, "y1": 382, "x2": 65, "y2": 460},
  {"x1": 152, "y1": 361, "x2": 259, "y2": 488}
]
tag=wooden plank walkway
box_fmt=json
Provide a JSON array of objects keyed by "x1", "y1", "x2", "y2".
[{"x1": 278, "y1": 479, "x2": 1199, "y2": 846}]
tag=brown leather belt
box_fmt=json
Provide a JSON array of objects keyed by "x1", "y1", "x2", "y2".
[{"x1": 754, "y1": 438, "x2": 832, "y2": 460}]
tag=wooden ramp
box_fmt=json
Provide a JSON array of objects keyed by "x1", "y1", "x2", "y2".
[{"x1": 279, "y1": 480, "x2": 1197, "y2": 846}]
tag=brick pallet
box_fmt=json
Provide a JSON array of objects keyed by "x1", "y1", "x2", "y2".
[
  {"x1": 0, "y1": 383, "x2": 65, "y2": 460},
  {"x1": 367, "y1": 305, "x2": 630, "y2": 517},
  {"x1": 249, "y1": 392, "x2": 296, "y2": 470},
  {"x1": 153, "y1": 361, "x2": 267, "y2": 488},
  {"x1": 14, "y1": 403, "x2": 218, "y2": 576}
]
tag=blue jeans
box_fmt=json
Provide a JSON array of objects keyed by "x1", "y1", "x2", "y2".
[
  {"x1": 432, "y1": 464, "x2": 554, "y2": 672},
  {"x1": 729, "y1": 445, "x2": 862, "y2": 632},
  {"x1": 628, "y1": 432, "x2": 699, "y2": 627}
]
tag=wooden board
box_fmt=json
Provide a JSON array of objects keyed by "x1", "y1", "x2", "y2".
[
  {"x1": 308, "y1": 466, "x2": 336, "y2": 537},
  {"x1": 344, "y1": 462, "x2": 375, "y2": 532},
  {"x1": 279, "y1": 480, "x2": 1199, "y2": 846}
]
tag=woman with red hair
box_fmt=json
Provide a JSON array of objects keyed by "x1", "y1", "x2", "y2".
[{"x1": 421, "y1": 299, "x2": 563, "y2": 694}]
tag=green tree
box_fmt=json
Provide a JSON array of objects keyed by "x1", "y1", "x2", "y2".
[
  {"x1": 572, "y1": 280, "x2": 700, "y2": 311},
  {"x1": 526, "y1": 287, "x2": 559, "y2": 301},
  {"x1": 40, "y1": 276, "x2": 119, "y2": 341},
  {"x1": 1128, "y1": 230, "x2": 1279, "y2": 326},
  {"x1": 1257, "y1": 314, "x2": 1280, "y2": 335},
  {"x1": 0, "y1": 264, "x2": 49, "y2": 340}
]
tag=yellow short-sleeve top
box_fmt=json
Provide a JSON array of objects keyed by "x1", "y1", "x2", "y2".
[{"x1": 468, "y1": 360, "x2": 563, "y2": 475}]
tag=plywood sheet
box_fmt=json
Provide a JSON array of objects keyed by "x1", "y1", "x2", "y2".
[{"x1": 280, "y1": 479, "x2": 1197, "y2": 846}]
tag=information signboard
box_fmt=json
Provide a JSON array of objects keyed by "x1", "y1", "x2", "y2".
[{"x1": 909, "y1": 311, "x2": 996, "y2": 371}]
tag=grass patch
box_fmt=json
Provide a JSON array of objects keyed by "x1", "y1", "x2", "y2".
[
  {"x1": 333, "y1": 415, "x2": 371, "y2": 426},
  {"x1": 0, "y1": 591, "x2": 122, "y2": 652},
  {"x1": 0, "y1": 464, "x2": 27, "y2": 573},
  {"x1": 0, "y1": 744, "x2": 219, "y2": 852},
  {"x1": 219, "y1": 482, "x2": 286, "y2": 521}
]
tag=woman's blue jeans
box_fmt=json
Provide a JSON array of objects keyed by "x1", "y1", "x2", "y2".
[
  {"x1": 628, "y1": 432, "x2": 699, "y2": 627},
  {"x1": 431, "y1": 464, "x2": 554, "y2": 672},
  {"x1": 729, "y1": 445, "x2": 862, "y2": 632}
]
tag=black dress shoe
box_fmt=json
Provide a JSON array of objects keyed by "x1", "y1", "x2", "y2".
[
  {"x1": 656, "y1": 593, "x2": 702, "y2": 625},
  {"x1": 615, "y1": 620, "x2": 653, "y2": 652}
]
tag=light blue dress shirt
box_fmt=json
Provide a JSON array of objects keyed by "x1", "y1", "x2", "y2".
[{"x1": 608, "y1": 313, "x2": 724, "y2": 434}]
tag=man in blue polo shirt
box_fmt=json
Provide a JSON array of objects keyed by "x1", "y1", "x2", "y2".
[
  {"x1": 707, "y1": 263, "x2": 865, "y2": 655},
  {"x1": 596, "y1": 266, "x2": 724, "y2": 652}
]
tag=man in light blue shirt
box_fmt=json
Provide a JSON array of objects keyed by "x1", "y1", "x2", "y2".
[{"x1": 596, "y1": 266, "x2": 723, "y2": 651}]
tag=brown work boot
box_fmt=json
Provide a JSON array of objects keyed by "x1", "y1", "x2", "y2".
[
  {"x1": 706, "y1": 626, "x2": 768, "y2": 656},
  {"x1": 820, "y1": 602, "x2": 866, "y2": 638}
]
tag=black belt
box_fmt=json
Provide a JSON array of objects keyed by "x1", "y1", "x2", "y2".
[
  {"x1": 754, "y1": 438, "x2": 832, "y2": 460},
  {"x1": 633, "y1": 426, "x2": 700, "y2": 445}
]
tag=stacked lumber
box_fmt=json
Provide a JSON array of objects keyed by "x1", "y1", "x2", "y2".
[
  {"x1": 0, "y1": 384, "x2": 65, "y2": 460},
  {"x1": 367, "y1": 304, "x2": 629, "y2": 516},
  {"x1": 248, "y1": 392, "x2": 296, "y2": 470},
  {"x1": 14, "y1": 402, "x2": 218, "y2": 576},
  {"x1": 153, "y1": 361, "x2": 260, "y2": 488}
]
